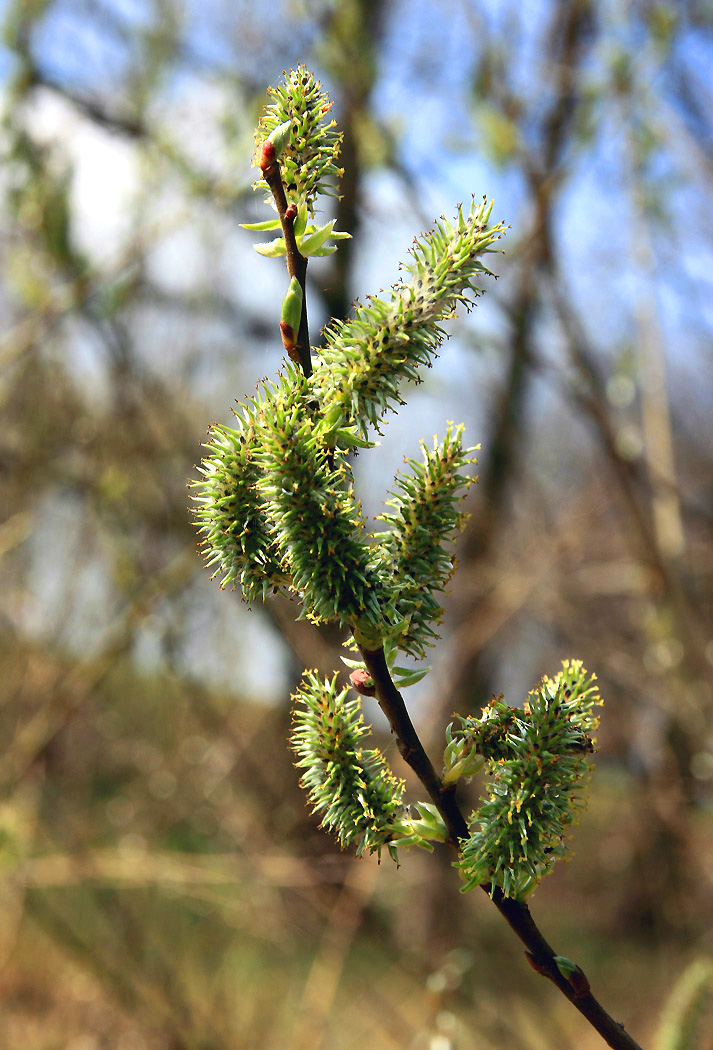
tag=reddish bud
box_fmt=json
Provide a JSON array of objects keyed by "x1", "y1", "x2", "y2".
[
  {"x1": 551, "y1": 956, "x2": 592, "y2": 999},
  {"x1": 350, "y1": 669, "x2": 376, "y2": 697},
  {"x1": 279, "y1": 321, "x2": 297, "y2": 351},
  {"x1": 567, "y1": 966, "x2": 591, "y2": 999},
  {"x1": 524, "y1": 952, "x2": 550, "y2": 977},
  {"x1": 284, "y1": 203, "x2": 298, "y2": 222},
  {"x1": 259, "y1": 140, "x2": 276, "y2": 172}
]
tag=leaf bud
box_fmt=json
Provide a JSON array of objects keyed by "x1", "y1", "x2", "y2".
[
  {"x1": 259, "y1": 139, "x2": 276, "y2": 172},
  {"x1": 524, "y1": 952, "x2": 550, "y2": 977},
  {"x1": 279, "y1": 276, "x2": 303, "y2": 355},
  {"x1": 350, "y1": 668, "x2": 376, "y2": 696},
  {"x1": 555, "y1": 957, "x2": 591, "y2": 998},
  {"x1": 267, "y1": 119, "x2": 292, "y2": 158},
  {"x1": 280, "y1": 321, "x2": 297, "y2": 354}
]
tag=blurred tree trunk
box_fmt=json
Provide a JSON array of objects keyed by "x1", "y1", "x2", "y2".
[{"x1": 451, "y1": 0, "x2": 595, "y2": 712}]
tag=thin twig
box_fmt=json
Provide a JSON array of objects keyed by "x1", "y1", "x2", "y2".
[{"x1": 262, "y1": 161, "x2": 312, "y2": 378}]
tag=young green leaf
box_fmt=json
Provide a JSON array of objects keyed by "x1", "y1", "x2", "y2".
[
  {"x1": 253, "y1": 237, "x2": 287, "y2": 257},
  {"x1": 240, "y1": 217, "x2": 282, "y2": 232}
]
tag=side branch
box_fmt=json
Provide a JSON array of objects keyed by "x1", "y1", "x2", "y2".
[
  {"x1": 262, "y1": 161, "x2": 312, "y2": 377},
  {"x1": 359, "y1": 643, "x2": 645, "y2": 1050}
]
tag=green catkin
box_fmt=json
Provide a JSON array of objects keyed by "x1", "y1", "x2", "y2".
[
  {"x1": 290, "y1": 672, "x2": 407, "y2": 858},
  {"x1": 456, "y1": 661, "x2": 602, "y2": 898},
  {"x1": 255, "y1": 372, "x2": 391, "y2": 641},
  {"x1": 192, "y1": 407, "x2": 287, "y2": 601},
  {"x1": 374, "y1": 424, "x2": 478, "y2": 657},
  {"x1": 254, "y1": 65, "x2": 343, "y2": 214},
  {"x1": 312, "y1": 198, "x2": 506, "y2": 442}
]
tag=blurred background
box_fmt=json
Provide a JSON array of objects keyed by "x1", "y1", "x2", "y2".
[{"x1": 1, "y1": 1, "x2": 712, "y2": 1048}]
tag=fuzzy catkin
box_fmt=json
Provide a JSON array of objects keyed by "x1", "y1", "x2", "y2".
[
  {"x1": 255, "y1": 376, "x2": 390, "y2": 637},
  {"x1": 192, "y1": 409, "x2": 286, "y2": 600},
  {"x1": 313, "y1": 199, "x2": 506, "y2": 442},
  {"x1": 375, "y1": 424, "x2": 478, "y2": 657},
  {"x1": 254, "y1": 65, "x2": 343, "y2": 214},
  {"x1": 456, "y1": 661, "x2": 601, "y2": 898},
  {"x1": 290, "y1": 671, "x2": 406, "y2": 858}
]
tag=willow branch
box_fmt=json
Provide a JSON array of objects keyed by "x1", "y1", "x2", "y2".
[
  {"x1": 255, "y1": 69, "x2": 643, "y2": 1050},
  {"x1": 359, "y1": 644, "x2": 645, "y2": 1050}
]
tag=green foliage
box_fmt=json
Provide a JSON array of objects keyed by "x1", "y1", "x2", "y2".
[
  {"x1": 279, "y1": 275, "x2": 303, "y2": 341},
  {"x1": 454, "y1": 661, "x2": 602, "y2": 898},
  {"x1": 243, "y1": 203, "x2": 350, "y2": 259},
  {"x1": 342, "y1": 635, "x2": 431, "y2": 691}
]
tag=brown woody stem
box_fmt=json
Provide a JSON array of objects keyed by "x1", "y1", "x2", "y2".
[{"x1": 262, "y1": 161, "x2": 312, "y2": 378}]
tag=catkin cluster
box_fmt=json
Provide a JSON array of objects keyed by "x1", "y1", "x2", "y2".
[
  {"x1": 195, "y1": 178, "x2": 501, "y2": 650},
  {"x1": 193, "y1": 67, "x2": 602, "y2": 895},
  {"x1": 453, "y1": 661, "x2": 602, "y2": 898}
]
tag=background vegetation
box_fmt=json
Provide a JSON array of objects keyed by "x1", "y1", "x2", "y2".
[{"x1": 1, "y1": 1, "x2": 712, "y2": 1048}]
